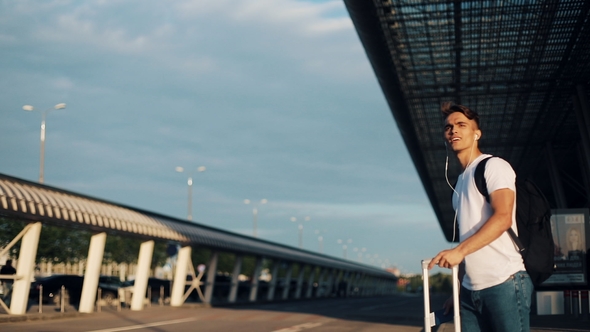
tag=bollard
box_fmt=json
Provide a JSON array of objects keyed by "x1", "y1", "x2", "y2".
[
  {"x1": 60, "y1": 285, "x2": 65, "y2": 313},
  {"x1": 39, "y1": 284, "x2": 43, "y2": 314},
  {"x1": 147, "y1": 287, "x2": 151, "y2": 308},
  {"x1": 117, "y1": 293, "x2": 127, "y2": 312},
  {"x1": 97, "y1": 288, "x2": 101, "y2": 313},
  {"x1": 573, "y1": 291, "x2": 580, "y2": 318}
]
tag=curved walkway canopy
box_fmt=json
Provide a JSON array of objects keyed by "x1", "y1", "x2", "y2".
[{"x1": 0, "y1": 173, "x2": 393, "y2": 278}]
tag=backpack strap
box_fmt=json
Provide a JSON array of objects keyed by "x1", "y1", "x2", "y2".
[
  {"x1": 474, "y1": 156, "x2": 493, "y2": 203},
  {"x1": 473, "y1": 156, "x2": 525, "y2": 253}
]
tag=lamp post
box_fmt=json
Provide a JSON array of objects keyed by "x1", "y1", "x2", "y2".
[
  {"x1": 244, "y1": 199, "x2": 267, "y2": 238},
  {"x1": 358, "y1": 247, "x2": 367, "y2": 263},
  {"x1": 175, "y1": 166, "x2": 206, "y2": 221},
  {"x1": 314, "y1": 230, "x2": 326, "y2": 253},
  {"x1": 290, "y1": 216, "x2": 310, "y2": 249},
  {"x1": 337, "y1": 239, "x2": 352, "y2": 259},
  {"x1": 23, "y1": 103, "x2": 67, "y2": 184}
]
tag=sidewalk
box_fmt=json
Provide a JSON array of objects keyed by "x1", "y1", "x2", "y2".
[{"x1": 0, "y1": 298, "x2": 589, "y2": 331}]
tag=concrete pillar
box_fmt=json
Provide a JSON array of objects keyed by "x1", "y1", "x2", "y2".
[
  {"x1": 316, "y1": 268, "x2": 327, "y2": 298},
  {"x1": 228, "y1": 255, "x2": 243, "y2": 303},
  {"x1": 359, "y1": 274, "x2": 367, "y2": 296},
  {"x1": 131, "y1": 240, "x2": 154, "y2": 310},
  {"x1": 345, "y1": 272, "x2": 353, "y2": 297},
  {"x1": 249, "y1": 256, "x2": 263, "y2": 302},
  {"x1": 294, "y1": 264, "x2": 305, "y2": 299},
  {"x1": 266, "y1": 261, "x2": 280, "y2": 301},
  {"x1": 305, "y1": 266, "x2": 316, "y2": 298},
  {"x1": 368, "y1": 276, "x2": 375, "y2": 296},
  {"x1": 326, "y1": 269, "x2": 336, "y2": 297},
  {"x1": 203, "y1": 251, "x2": 219, "y2": 304},
  {"x1": 171, "y1": 246, "x2": 192, "y2": 307},
  {"x1": 79, "y1": 232, "x2": 107, "y2": 313},
  {"x1": 281, "y1": 263, "x2": 293, "y2": 300},
  {"x1": 9, "y1": 222, "x2": 41, "y2": 315}
]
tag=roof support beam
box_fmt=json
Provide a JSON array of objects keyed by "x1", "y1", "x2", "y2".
[
  {"x1": 281, "y1": 263, "x2": 293, "y2": 300},
  {"x1": 171, "y1": 245, "x2": 191, "y2": 307},
  {"x1": 80, "y1": 232, "x2": 106, "y2": 313},
  {"x1": 294, "y1": 264, "x2": 305, "y2": 299},
  {"x1": 249, "y1": 256, "x2": 263, "y2": 302},
  {"x1": 228, "y1": 255, "x2": 243, "y2": 303},
  {"x1": 9, "y1": 222, "x2": 41, "y2": 315},
  {"x1": 203, "y1": 251, "x2": 218, "y2": 304},
  {"x1": 266, "y1": 261, "x2": 280, "y2": 301},
  {"x1": 130, "y1": 240, "x2": 154, "y2": 311},
  {"x1": 305, "y1": 266, "x2": 316, "y2": 299}
]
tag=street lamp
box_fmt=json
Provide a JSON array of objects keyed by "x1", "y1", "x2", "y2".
[
  {"x1": 337, "y1": 239, "x2": 352, "y2": 259},
  {"x1": 358, "y1": 247, "x2": 367, "y2": 263},
  {"x1": 23, "y1": 103, "x2": 67, "y2": 184},
  {"x1": 314, "y1": 229, "x2": 326, "y2": 253},
  {"x1": 244, "y1": 198, "x2": 267, "y2": 238},
  {"x1": 175, "y1": 166, "x2": 206, "y2": 221},
  {"x1": 290, "y1": 216, "x2": 310, "y2": 249}
]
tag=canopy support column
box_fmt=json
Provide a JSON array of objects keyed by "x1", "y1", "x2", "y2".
[
  {"x1": 228, "y1": 255, "x2": 243, "y2": 303},
  {"x1": 131, "y1": 240, "x2": 154, "y2": 310},
  {"x1": 203, "y1": 251, "x2": 218, "y2": 304},
  {"x1": 80, "y1": 232, "x2": 107, "y2": 313},
  {"x1": 171, "y1": 246, "x2": 192, "y2": 307},
  {"x1": 249, "y1": 256, "x2": 263, "y2": 302},
  {"x1": 9, "y1": 222, "x2": 41, "y2": 315}
]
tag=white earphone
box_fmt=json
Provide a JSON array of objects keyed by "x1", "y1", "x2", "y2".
[{"x1": 474, "y1": 134, "x2": 479, "y2": 140}]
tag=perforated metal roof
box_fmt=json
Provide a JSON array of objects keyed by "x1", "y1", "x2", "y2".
[
  {"x1": 0, "y1": 173, "x2": 394, "y2": 278},
  {"x1": 345, "y1": 0, "x2": 590, "y2": 241}
]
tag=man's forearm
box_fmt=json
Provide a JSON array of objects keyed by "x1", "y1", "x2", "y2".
[{"x1": 454, "y1": 212, "x2": 512, "y2": 258}]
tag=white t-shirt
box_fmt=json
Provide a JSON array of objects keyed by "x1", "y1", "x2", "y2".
[{"x1": 453, "y1": 154, "x2": 525, "y2": 291}]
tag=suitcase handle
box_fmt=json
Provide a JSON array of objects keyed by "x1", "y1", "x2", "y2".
[{"x1": 421, "y1": 259, "x2": 461, "y2": 332}]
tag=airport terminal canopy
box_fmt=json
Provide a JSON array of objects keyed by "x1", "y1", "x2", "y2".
[{"x1": 344, "y1": 0, "x2": 590, "y2": 241}]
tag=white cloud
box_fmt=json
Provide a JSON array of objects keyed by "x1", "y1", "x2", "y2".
[{"x1": 0, "y1": 0, "x2": 449, "y2": 273}]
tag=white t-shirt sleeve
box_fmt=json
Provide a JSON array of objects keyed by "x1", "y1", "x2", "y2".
[{"x1": 484, "y1": 157, "x2": 516, "y2": 194}]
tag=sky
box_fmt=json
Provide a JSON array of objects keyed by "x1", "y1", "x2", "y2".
[{"x1": 0, "y1": 0, "x2": 451, "y2": 275}]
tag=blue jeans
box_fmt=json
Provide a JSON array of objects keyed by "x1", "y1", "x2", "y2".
[{"x1": 460, "y1": 271, "x2": 533, "y2": 332}]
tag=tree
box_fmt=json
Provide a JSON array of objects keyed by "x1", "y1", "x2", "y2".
[
  {"x1": 0, "y1": 218, "x2": 91, "y2": 263},
  {"x1": 104, "y1": 235, "x2": 168, "y2": 268}
]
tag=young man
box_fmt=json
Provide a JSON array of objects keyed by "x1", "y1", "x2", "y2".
[{"x1": 428, "y1": 102, "x2": 533, "y2": 332}]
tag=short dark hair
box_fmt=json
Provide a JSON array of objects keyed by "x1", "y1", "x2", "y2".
[
  {"x1": 5, "y1": 259, "x2": 12, "y2": 265},
  {"x1": 441, "y1": 102, "x2": 480, "y2": 128}
]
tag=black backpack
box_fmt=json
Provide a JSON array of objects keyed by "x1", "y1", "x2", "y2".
[{"x1": 474, "y1": 156, "x2": 555, "y2": 287}]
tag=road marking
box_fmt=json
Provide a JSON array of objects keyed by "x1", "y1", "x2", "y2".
[
  {"x1": 271, "y1": 322, "x2": 324, "y2": 332},
  {"x1": 85, "y1": 317, "x2": 199, "y2": 332}
]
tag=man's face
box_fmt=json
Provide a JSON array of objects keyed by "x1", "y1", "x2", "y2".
[{"x1": 443, "y1": 112, "x2": 480, "y2": 152}]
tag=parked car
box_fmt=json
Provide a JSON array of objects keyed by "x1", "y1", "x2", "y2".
[
  {"x1": 29, "y1": 274, "x2": 84, "y2": 305},
  {"x1": 29, "y1": 274, "x2": 124, "y2": 305},
  {"x1": 120, "y1": 277, "x2": 171, "y2": 303},
  {"x1": 98, "y1": 275, "x2": 124, "y2": 305}
]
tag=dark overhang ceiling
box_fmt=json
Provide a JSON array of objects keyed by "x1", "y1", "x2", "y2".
[{"x1": 344, "y1": 0, "x2": 590, "y2": 241}]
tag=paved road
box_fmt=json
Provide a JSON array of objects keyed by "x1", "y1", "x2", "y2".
[{"x1": 0, "y1": 294, "x2": 588, "y2": 331}]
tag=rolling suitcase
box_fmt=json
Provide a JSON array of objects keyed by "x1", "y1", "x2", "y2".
[{"x1": 421, "y1": 259, "x2": 461, "y2": 332}]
